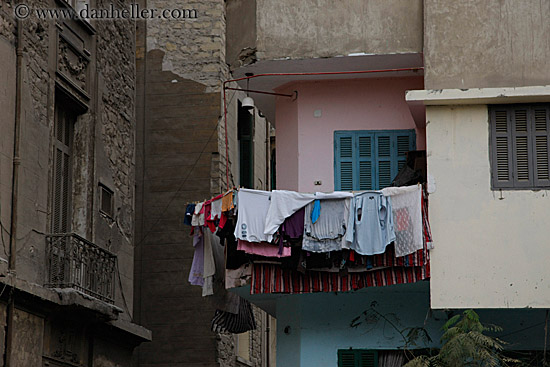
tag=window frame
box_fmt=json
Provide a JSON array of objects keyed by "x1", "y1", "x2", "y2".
[
  {"x1": 489, "y1": 104, "x2": 550, "y2": 190},
  {"x1": 51, "y1": 101, "x2": 77, "y2": 234}
]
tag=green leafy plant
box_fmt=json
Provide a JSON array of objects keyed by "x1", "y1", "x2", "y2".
[{"x1": 404, "y1": 310, "x2": 520, "y2": 367}]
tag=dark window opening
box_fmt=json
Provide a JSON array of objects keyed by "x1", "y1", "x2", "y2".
[
  {"x1": 238, "y1": 101, "x2": 254, "y2": 189},
  {"x1": 99, "y1": 184, "x2": 114, "y2": 218}
]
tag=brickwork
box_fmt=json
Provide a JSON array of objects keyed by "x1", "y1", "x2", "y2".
[{"x1": 136, "y1": 0, "x2": 271, "y2": 366}]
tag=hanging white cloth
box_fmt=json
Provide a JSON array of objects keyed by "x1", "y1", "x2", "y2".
[
  {"x1": 263, "y1": 190, "x2": 353, "y2": 240},
  {"x1": 381, "y1": 184, "x2": 423, "y2": 257}
]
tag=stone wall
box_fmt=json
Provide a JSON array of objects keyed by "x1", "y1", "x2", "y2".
[
  {"x1": 0, "y1": 0, "x2": 148, "y2": 365},
  {"x1": 146, "y1": 0, "x2": 226, "y2": 92},
  {"x1": 94, "y1": 0, "x2": 137, "y2": 320}
]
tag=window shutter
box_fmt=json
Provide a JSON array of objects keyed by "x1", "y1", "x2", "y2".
[
  {"x1": 511, "y1": 108, "x2": 532, "y2": 186},
  {"x1": 533, "y1": 106, "x2": 550, "y2": 186},
  {"x1": 338, "y1": 350, "x2": 378, "y2": 367},
  {"x1": 375, "y1": 131, "x2": 415, "y2": 189},
  {"x1": 359, "y1": 350, "x2": 378, "y2": 367},
  {"x1": 490, "y1": 108, "x2": 513, "y2": 188},
  {"x1": 52, "y1": 106, "x2": 73, "y2": 233},
  {"x1": 490, "y1": 104, "x2": 550, "y2": 189},
  {"x1": 357, "y1": 135, "x2": 374, "y2": 190},
  {"x1": 335, "y1": 130, "x2": 415, "y2": 191},
  {"x1": 338, "y1": 350, "x2": 356, "y2": 367},
  {"x1": 335, "y1": 133, "x2": 355, "y2": 190},
  {"x1": 376, "y1": 135, "x2": 392, "y2": 189}
]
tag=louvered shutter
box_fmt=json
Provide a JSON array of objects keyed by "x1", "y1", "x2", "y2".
[
  {"x1": 338, "y1": 350, "x2": 378, "y2": 367},
  {"x1": 490, "y1": 108, "x2": 513, "y2": 187},
  {"x1": 52, "y1": 106, "x2": 73, "y2": 233},
  {"x1": 490, "y1": 104, "x2": 550, "y2": 189},
  {"x1": 376, "y1": 135, "x2": 392, "y2": 189},
  {"x1": 532, "y1": 106, "x2": 550, "y2": 187},
  {"x1": 511, "y1": 108, "x2": 532, "y2": 187},
  {"x1": 374, "y1": 130, "x2": 415, "y2": 190},
  {"x1": 335, "y1": 130, "x2": 415, "y2": 191},
  {"x1": 338, "y1": 350, "x2": 356, "y2": 367},
  {"x1": 357, "y1": 134, "x2": 374, "y2": 190},
  {"x1": 335, "y1": 133, "x2": 355, "y2": 191},
  {"x1": 359, "y1": 350, "x2": 378, "y2": 367}
]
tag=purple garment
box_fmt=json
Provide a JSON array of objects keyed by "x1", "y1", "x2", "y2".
[
  {"x1": 283, "y1": 207, "x2": 305, "y2": 238},
  {"x1": 278, "y1": 207, "x2": 305, "y2": 254},
  {"x1": 189, "y1": 232, "x2": 205, "y2": 286}
]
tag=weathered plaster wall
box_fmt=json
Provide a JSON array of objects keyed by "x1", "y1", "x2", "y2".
[
  {"x1": 255, "y1": 0, "x2": 423, "y2": 61},
  {"x1": 10, "y1": 308, "x2": 44, "y2": 367},
  {"x1": 276, "y1": 77, "x2": 424, "y2": 192},
  {"x1": 94, "y1": 0, "x2": 138, "y2": 320},
  {"x1": 225, "y1": 0, "x2": 256, "y2": 70},
  {"x1": 426, "y1": 104, "x2": 550, "y2": 308},
  {"x1": 0, "y1": 33, "x2": 15, "y2": 261},
  {"x1": 424, "y1": 0, "x2": 550, "y2": 89}
]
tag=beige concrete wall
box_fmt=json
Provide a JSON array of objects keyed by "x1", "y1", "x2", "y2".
[
  {"x1": 427, "y1": 104, "x2": 550, "y2": 308},
  {"x1": 255, "y1": 0, "x2": 423, "y2": 60},
  {"x1": 424, "y1": 0, "x2": 550, "y2": 89}
]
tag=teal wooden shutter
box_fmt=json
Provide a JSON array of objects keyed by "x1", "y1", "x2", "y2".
[
  {"x1": 357, "y1": 134, "x2": 374, "y2": 190},
  {"x1": 335, "y1": 132, "x2": 355, "y2": 190},
  {"x1": 335, "y1": 130, "x2": 415, "y2": 190},
  {"x1": 374, "y1": 130, "x2": 416, "y2": 189},
  {"x1": 338, "y1": 350, "x2": 378, "y2": 367}
]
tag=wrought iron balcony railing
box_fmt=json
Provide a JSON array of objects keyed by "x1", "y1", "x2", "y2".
[{"x1": 45, "y1": 233, "x2": 116, "y2": 303}]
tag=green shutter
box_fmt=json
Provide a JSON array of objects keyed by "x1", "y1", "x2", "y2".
[{"x1": 338, "y1": 349, "x2": 378, "y2": 367}]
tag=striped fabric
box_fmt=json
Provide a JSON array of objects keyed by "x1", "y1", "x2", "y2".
[
  {"x1": 250, "y1": 188, "x2": 433, "y2": 295},
  {"x1": 251, "y1": 263, "x2": 429, "y2": 294},
  {"x1": 211, "y1": 298, "x2": 257, "y2": 334}
]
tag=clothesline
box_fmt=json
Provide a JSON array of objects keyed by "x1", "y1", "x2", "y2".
[{"x1": 184, "y1": 184, "x2": 432, "y2": 296}]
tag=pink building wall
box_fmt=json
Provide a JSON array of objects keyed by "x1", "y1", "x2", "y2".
[{"x1": 275, "y1": 76, "x2": 424, "y2": 192}]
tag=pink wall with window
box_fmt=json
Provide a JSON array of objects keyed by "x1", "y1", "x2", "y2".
[{"x1": 275, "y1": 76, "x2": 424, "y2": 192}]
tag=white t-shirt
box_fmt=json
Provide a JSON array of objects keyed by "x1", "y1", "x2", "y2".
[{"x1": 234, "y1": 189, "x2": 272, "y2": 243}]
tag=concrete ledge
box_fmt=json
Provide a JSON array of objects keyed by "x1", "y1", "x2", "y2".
[
  {"x1": 0, "y1": 274, "x2": 151, "y2": 342},
  {"x1": 108, "y1": 318, "x2": 153, "y2": 342},
  {"x1": 406, "y1": 85, "x2": 550, "y2": 105}
]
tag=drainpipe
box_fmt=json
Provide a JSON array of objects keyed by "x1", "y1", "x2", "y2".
[{"x1": 5, "y1": 15, "x2": 24, "y2": 367}]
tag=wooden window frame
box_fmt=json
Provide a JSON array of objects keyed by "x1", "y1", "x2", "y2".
[{"x1": 489, "y1": 104, "x2": 550, "y2": 190}]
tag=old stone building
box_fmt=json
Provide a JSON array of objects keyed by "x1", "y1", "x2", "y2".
[
  {"x1": 0, "y1": 0, "x2": 150, "y2": 366},
  {"x1": 134, "y1": 0, "x2": 274, "y2": 366}
]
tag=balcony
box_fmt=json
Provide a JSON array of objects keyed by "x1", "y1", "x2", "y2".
[{"x1": 45, "y1": 233, "x2": 116, "y2": 303}]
